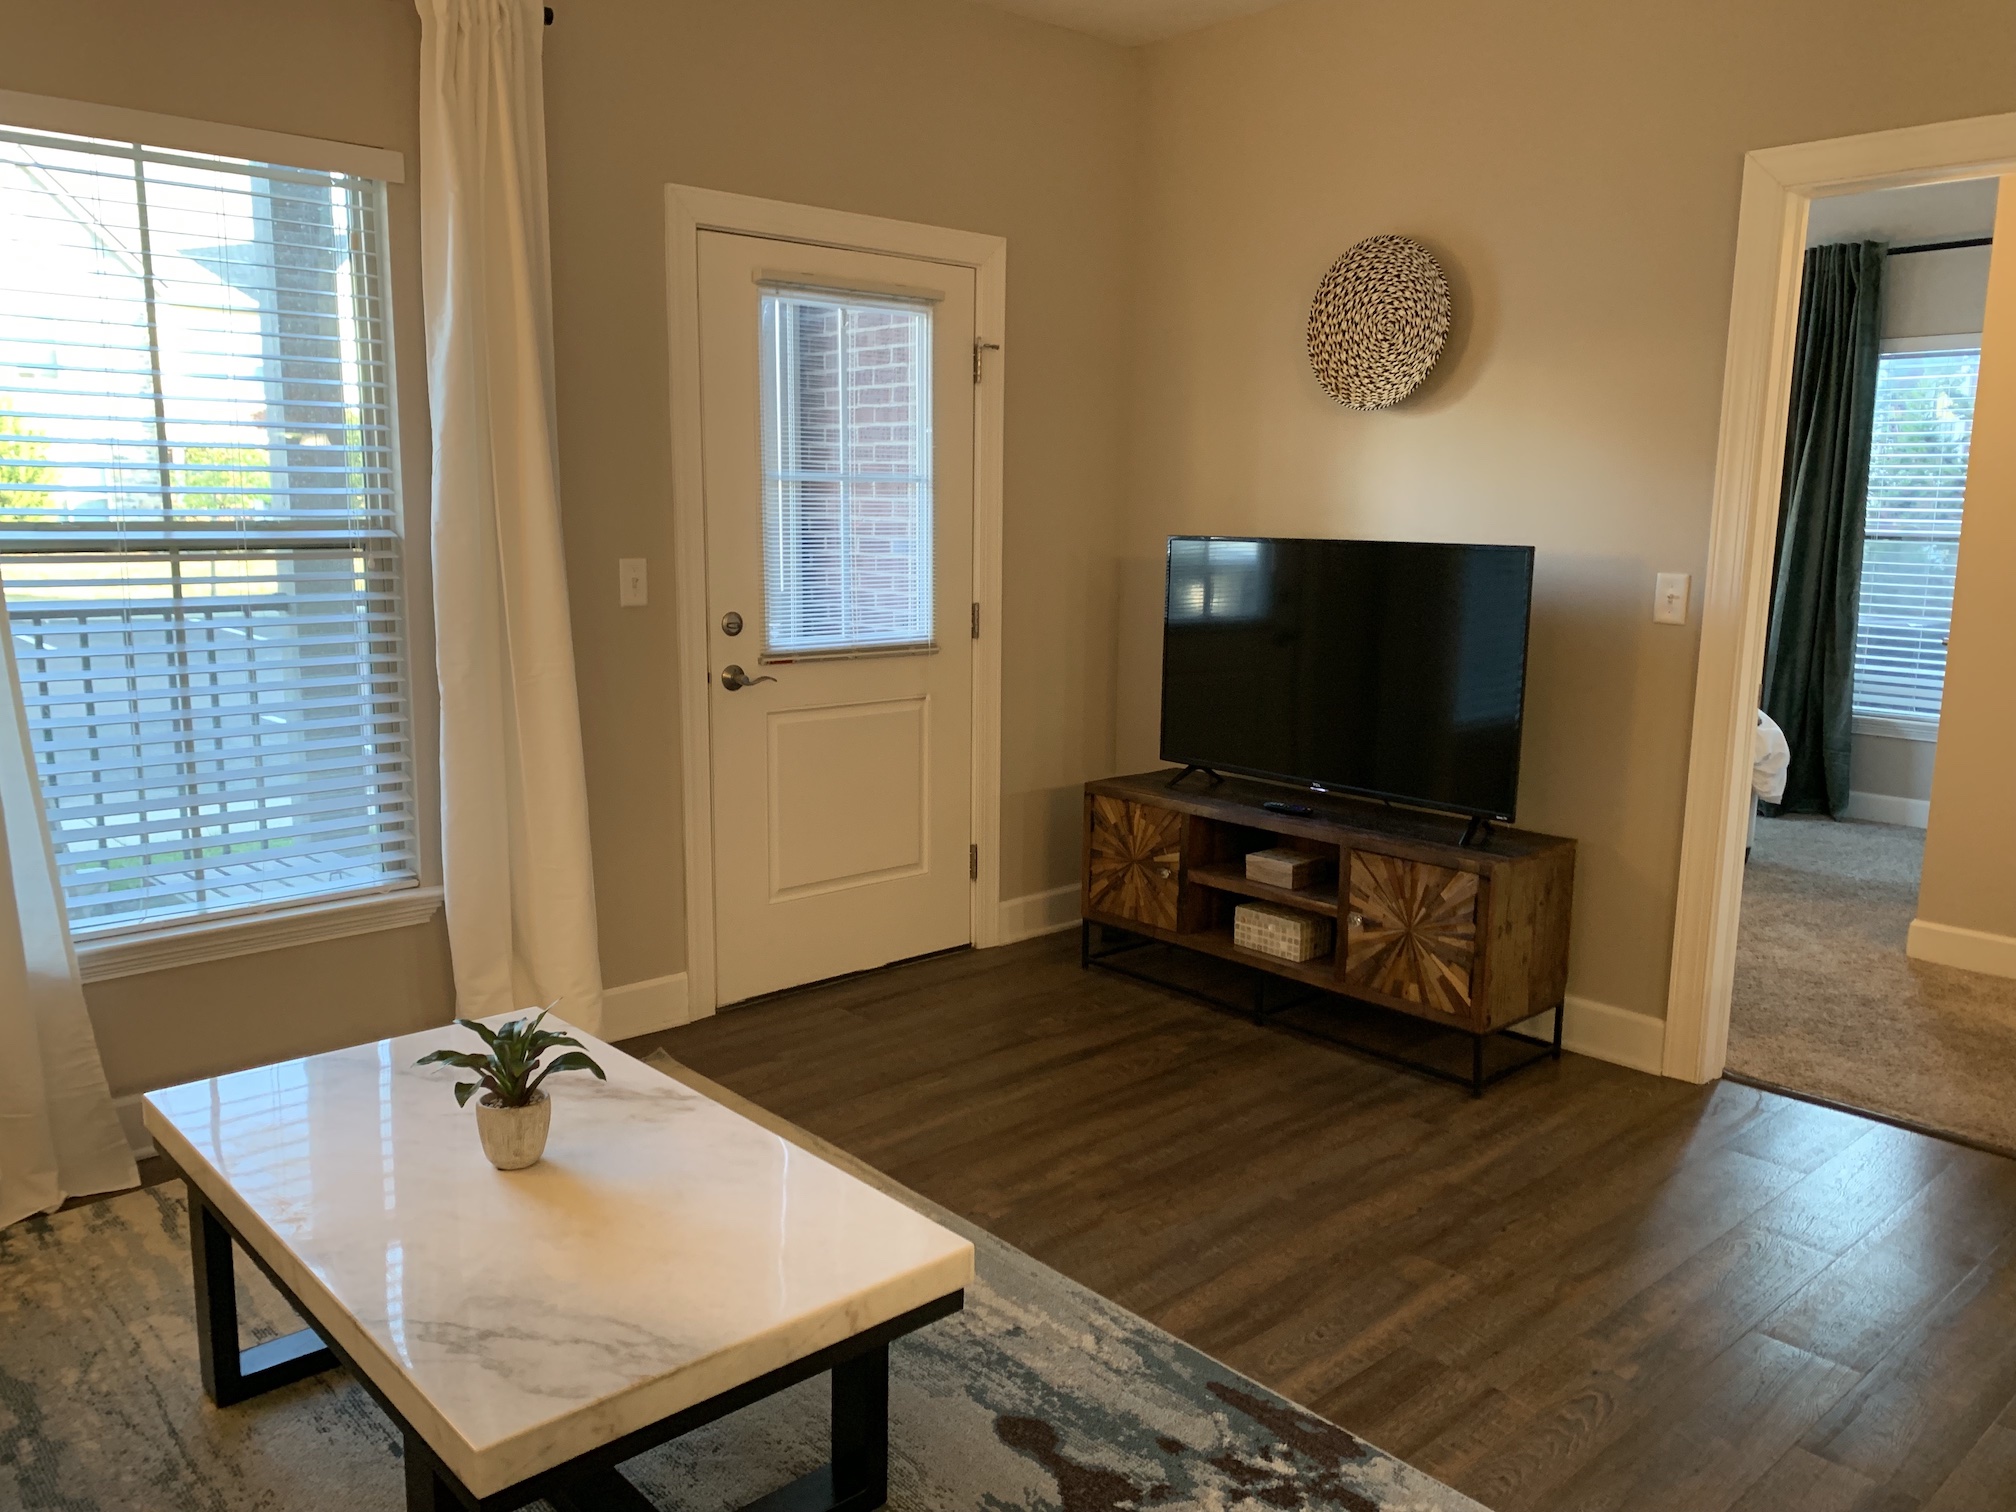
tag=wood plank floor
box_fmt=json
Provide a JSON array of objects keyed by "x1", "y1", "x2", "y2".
[{"x1": 631, "y1": 931, "x2": 2016, "y2": 1512}]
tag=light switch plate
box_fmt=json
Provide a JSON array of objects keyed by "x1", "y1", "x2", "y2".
[
  {"x1": 619, "y1": 557, "x2": 648, "y2": 608},
  {"x1": 1654, "y1": 571, "x2": 1690, "y2": 625}
]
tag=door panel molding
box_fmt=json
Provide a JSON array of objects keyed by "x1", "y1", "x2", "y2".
[{"x1": 666, "y1": 186, "x2": 1007, "y2": 1015}]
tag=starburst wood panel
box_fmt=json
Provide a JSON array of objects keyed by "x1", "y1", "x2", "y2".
[
  {"x1": 1344, "y1": 851, "x2": 1480, "y2": 1015},
  {"x1": 1086, "y1": 797, "x2": 1185, "y2": 931}
]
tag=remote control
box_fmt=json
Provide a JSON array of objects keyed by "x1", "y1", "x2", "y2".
[{"x1": 1261, "y1": 800, "x2": 1314, "y2": 816}]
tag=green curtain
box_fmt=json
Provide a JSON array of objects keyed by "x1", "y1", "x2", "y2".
[{"x1": 1761, "y1": 240, "x2": 1885, "y2": 817}]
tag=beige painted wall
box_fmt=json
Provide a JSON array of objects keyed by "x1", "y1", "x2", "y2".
[
  {"x1": 2, "y1": 0, "x2": 1138, "y2": 1092},
  {"x1": 1125, "y1": 0, "x2": 2016, "y2": 1020},
  {"x1": 1918, "y1": 178, "x2": 2016, "y2": 942}
]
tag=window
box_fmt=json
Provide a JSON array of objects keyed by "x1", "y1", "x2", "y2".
[
  {"x1": 759, "y1": 287, "x2": 933, "y2": 656},
  {"x1": 1852, "y1": 345, "x2": 1979, "y2": 727},
  {"x1": 0, "y1": 123, "x2": 413, "y2": 938}
]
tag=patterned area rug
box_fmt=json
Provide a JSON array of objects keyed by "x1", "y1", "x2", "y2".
[{"x1": 0, "y1": 1055, "x2": 1482, "y2": 1512}]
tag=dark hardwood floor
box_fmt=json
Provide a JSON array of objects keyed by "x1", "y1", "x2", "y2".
[{"x1": 630, "y1": 930, "x2": 2016, "y2": 1512}]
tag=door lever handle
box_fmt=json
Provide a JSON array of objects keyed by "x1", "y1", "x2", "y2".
[{"x1": 719, "y1": 663, "x2": 777, "y2": 691}]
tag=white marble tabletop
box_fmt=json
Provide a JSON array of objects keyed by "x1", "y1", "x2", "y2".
[{"x1": 142, "y1": 1016, "x2": 974, "y2": 1498}]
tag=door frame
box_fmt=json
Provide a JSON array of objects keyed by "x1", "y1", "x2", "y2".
[
  {"x1": 1661, "y1": 113, "x2": 2016, "y2": 1082},
  {"x1": 664, "y1": 185, "x2": 1007, "y2": 1016}
]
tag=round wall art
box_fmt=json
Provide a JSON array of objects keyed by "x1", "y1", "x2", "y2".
[{"x1": 1306, "y1": 234, "x2": 1452, "y2": 410}]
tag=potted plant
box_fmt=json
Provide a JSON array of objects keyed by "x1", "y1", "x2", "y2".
[{"x1": 416, "y1": 1010, "x2": 606, "y2": 1170}]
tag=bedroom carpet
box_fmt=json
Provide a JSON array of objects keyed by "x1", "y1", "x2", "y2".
[
  {"x1": 1729, "y1": 813, "x2": 2016, "y2": 1152},
  {"x1": 0, "y1": 1054, "x2": 1479, "y2": 1512}
]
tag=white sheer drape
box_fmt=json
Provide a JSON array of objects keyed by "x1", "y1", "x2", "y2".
[
  {"x1": 0, "y1": 581, "x2": 136, "y2": 1228},
  {"x1": 415, "y1": 0, "x2": 604, "y2": 1031}
]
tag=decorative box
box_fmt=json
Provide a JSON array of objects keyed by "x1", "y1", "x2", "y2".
[
  {"x1": 1244, "y1": 847, "x2": 1333, "y2": 890},
  {"x1": 1233, "y1": 902, "x2": 1335, "y2": 963}
]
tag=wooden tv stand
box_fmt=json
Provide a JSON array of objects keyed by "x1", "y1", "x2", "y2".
[{"x1": 1080, "y1": 770, "x2": 1576, "y2": 1094}]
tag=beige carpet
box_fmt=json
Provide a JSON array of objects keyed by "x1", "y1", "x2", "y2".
[{"x1": 1729, "y1": 813, "x2": 2016, "y2": 1151}]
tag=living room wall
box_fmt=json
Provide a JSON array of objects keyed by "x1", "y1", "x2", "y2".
[
  {"x1": 1120, "y1": 0, "x2": 2016, "y2": 1026},
  {"x1": 2, "y1": 0, "x2": 1140, "y2": 1094}
]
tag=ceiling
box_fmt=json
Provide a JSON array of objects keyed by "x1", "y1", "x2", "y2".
[
  {"x1": 1806, "y1": 177, "x2": 2000, "y2": 248},
  {"x1": 960, "y1": 0, "x2": 1291, "y2": 45}
]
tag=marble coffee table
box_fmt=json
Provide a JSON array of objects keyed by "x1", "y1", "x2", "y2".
[{"x1": 142, "y1": 1016, "x2": 974, "y2": 1511}]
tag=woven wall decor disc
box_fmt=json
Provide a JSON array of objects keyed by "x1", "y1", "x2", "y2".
[{"x1": 1306, "y1": 235, "x2": 1452, "y2": 410}]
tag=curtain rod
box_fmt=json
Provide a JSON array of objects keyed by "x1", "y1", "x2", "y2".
[{"x1": 1889, "y1": 236, "x2": 1992, "y2": 256}]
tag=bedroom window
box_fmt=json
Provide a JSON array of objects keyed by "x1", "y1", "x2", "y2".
[
  {"x1": 0, "y1": 123, "x2": 414, "y2": 938},
  {"x1": 1851, "y1": 343, "x2": 1979, "y2": 728}
]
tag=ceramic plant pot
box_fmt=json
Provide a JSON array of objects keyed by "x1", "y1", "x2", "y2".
[{"x1": 476, "y1": 1090, "x2": 551, "y2": 1170}]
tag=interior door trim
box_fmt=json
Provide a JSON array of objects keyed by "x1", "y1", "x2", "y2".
[{"x1": 664, "y1": 185, "x2": 1007, "y2": 1016}]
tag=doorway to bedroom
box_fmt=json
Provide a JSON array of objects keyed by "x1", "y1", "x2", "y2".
[{"x1": 1727, "y1": 175, "x2": 2016, "y2": 1149}]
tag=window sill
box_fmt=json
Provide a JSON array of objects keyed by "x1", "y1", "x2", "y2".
[
  {"x1": 76, "y1": 886, "x2": 444, "y2": 984},
  {"x1": 1852, "y1": 715, "x2": 1939, "y2": 743}
]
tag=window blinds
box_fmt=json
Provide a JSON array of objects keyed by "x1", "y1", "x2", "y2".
[
  {"x1": 1852, "y1": 348, "x2": 1979, "y2": 726},
  {"x1": 0, "y1": 124, "x2": 414, "y2": 936}
]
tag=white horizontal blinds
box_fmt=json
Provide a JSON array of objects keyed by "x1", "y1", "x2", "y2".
[
  {"x1": 0, "y1": 123, "x2": 413, "y2": 936},
  {"x1": 759, "y1": 288, "x2": 933, "y2": 656},
  {"x1": 1853, "y1": 348, "x2": 1979, "y2": 724}
]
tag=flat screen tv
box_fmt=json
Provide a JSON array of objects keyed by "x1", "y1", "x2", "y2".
[{"x1": 1160, "y1": 537, "x2": 1535, "y2": 822}]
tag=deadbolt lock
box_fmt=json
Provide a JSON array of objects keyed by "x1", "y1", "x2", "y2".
[{"x1": 721, "y1": 610, "x2": 743, "y2": 636}]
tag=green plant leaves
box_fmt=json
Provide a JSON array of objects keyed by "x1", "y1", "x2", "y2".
[
  {"x1": 416, "y1": 1005, "x2": 607, "y2": 1110},
  {"x1": 529, "y1": 1049, "x2": 607, "y2": 1093}
]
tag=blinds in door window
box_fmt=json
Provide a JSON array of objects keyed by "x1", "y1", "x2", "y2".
[
  {"x1": 1852, "y1": 347, "x2": 1979, "y2": 725},
  {"x1": 0, "y1": 124, "x2": 415, "y2": 936},
  {"x1": 759, "y1": 287, "x2": 934, "y2": 657}
]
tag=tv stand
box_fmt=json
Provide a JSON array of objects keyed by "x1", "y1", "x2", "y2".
[
  {"x1": 1166, "y1": 764, "x2": 1225, "y2": 788},
  {"x1": 1081, "y1": 770, "x2": 1575, "y2": 1095}
]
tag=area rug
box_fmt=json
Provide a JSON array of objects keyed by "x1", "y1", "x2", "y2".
[
  {"x1": 1729, "y1": 813, "x2": 2016, "y2": 1153},
  {"x1": 0, "y1": 1054, "x2": 1482, "y2": 1512}
]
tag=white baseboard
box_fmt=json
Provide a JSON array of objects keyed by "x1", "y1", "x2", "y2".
[
  {"x1": 1514, "y1": 995, "x2": 1666, "y2": 1075},
  {"x1": 601, "y1": 972, "x2": 693, "y2": 1040},
  {"x1": 998, "y1": 883, "x2": 1080, "y2": 944},
  {"x1": 1843, "y1": 790, "x2": 1930, "y2": 827},
  {"x1": 1906, "y1": 918, "x2": 2016, "y2": 980},
  {"x1": 113, "y1": 1093, "x2": 155, "y2": 1161}
]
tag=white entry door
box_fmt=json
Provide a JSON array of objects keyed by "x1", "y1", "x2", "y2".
[{"x1": 697, "y1": 232, "x2": 976, "y2": 1005}]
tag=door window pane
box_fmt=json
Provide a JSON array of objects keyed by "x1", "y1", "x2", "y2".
[{"x1": 759, "y1": 290, "x2": 932, "y2": 655}]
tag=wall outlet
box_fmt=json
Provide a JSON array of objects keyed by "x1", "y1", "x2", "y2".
[
  {"x1": 1654, "y1": 571, "x2": 1690, "y2": 625},
  {"x1": 619, "y1": 557, "x2": 648, "y2": 608}
]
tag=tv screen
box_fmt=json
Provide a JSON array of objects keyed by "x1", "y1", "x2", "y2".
[{"x1": 1160, "y1": 537, "x2": 1534, "y2": 821}]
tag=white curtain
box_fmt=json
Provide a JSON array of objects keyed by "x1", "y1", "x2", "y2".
[
  {"x1": 415, "y1": 0, "x2": 604, "y2": 1031},
  {"x1": 0, "y1": 581, "x2": 136, "y2": 1228}
]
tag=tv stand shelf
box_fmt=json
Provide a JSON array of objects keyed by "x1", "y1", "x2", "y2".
[
  {"x1": 1186, "y1": 860, "x2": 1341, "y2": 916},
  {"x1": 1081, "y1": 770, "x2": 1576, "y2": 1094}
]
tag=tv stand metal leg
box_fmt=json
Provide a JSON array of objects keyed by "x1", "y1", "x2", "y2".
[{"x1": 1552, "y1": 1002, "x2": 1565, "y2": 1059}]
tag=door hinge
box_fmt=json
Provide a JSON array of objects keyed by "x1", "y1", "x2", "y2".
[
  {"x1": 973, "y1": 338, "x2": 1000, "y2": 384},
  {"x1": 969, "y1": 843, "x2": 979, "y2": 881},
  {"x1": 971, "y1": 601, "x2": 981, "y2": 639}
]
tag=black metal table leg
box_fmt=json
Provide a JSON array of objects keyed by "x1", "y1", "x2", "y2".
[
  {"x1": 831, "y1": 1343, "x2": 890, "y2": 1509},
  {"x1": 404, "y1": 1433, "x2": 468, "y2": 1512},
  {"x1": 188, "y1": 1189, "x2": 337, "y2": 1406},
  {"x1": 735, "y1": 1343, "x2": 891, "y2": 1512},
  {"x1": 1552, "y1": 1001, "x2": 1565, "y2": 1059}
]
